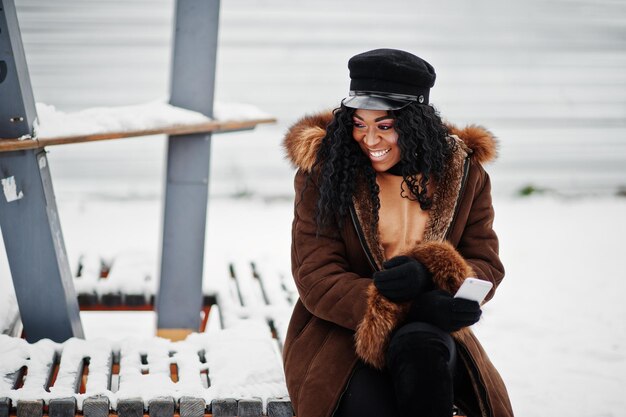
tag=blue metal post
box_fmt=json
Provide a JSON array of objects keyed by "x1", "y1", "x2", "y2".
[
  {"x1": 0, "y1": 0, "x2": 83, "y2": 342},
  {"x1": 156, "y1": 0, "x2": 220, "y2": 337}
]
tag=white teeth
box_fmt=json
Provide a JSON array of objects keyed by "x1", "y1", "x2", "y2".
[{"x1": 369, "y1": 149, "x2": 390, "y2": 158}]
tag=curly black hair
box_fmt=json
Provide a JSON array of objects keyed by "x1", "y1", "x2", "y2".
[{"x1": 310, "y1": 102, "x2": 456, "y2": 231}]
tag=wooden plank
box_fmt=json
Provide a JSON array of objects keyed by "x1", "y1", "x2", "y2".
[
  {"x1": 178, "y1": 397, "x2": 205, "y2": 417},
  {"x1": 0, "y1": 118, "x2": 276, "y2": 152},
  {"x1": 82, "y1": 395, "x2": 110, "y2": 417},
  {"x1": 124, "y1": 294, "x2": 148, "y2": 306},
  {"x1": 49, "y1": 346, "x2": 85, "y2": 397},
  {"x1": 101, "y1": 293, "x2": 123, "y2": 307},
  {"x1": 117, "y1": 398, "x2": 144, "y2": 417},
  {"x1": 250, "y1": 261, "x2": 292, "y2": 308},
  {"x1": 232, "y1": 260, "x2": 262, "y2": 309},
  {"x1": 210, "y1": 399, "x2": 237, "y2": 417},
  {"x1": 83, "y1": 347, "x2": 113, "y2": 417},
  {"x1": 237, "y1": 398, "x2": 262, "y2": 417},
  {"x1": 77, "y1": 292, "x2": 99, "y2": 306},
  {"x1": 16, "y1": 400, "x2": 43, "y2": 417},
  {"x1": 266, "y1": 399, "x2": 293, "y2": 417},
  {"x1": 227, "y1": 263, "x2": 245, "y2": 307},
  {"x1": 148, "y1": 397, "x2": 175, "y2": 417},
  {"x1": 48, "y1": 397, "x2": 76, "y2": 417},
  {"x1": 78, "y1": 303, "x2": 154, "y2": 311},
  {"x1": 0, "y1": 398, "x2": 11, "y2": 417},
  {"x1": 249, "y1": 262, "x2": 271, "y2": 306}
]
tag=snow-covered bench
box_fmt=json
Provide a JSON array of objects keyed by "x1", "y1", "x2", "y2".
[
  {"x1": 0, "y1": 325, "x2": 292, "y2": 417},
  {"x1": 0, "y1": 256, "x2": 297, "y2": 417}
]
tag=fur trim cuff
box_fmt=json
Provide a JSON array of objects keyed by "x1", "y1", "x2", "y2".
[
  {"x1": 355, "y1": 284, "x2": 409, "y2": 369},
  {"x1": 408, "y1": 241, "x2": 474, "y2": 294},
  {"x1": 354, "y1": 241, "x2": 474, "y2": 369}
]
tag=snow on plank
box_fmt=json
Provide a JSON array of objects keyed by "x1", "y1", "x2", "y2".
[
  {"x1": 230, "y1": 260, "x2": 263, "y2": 309},
  {"x1": 73, "y1": 253, "x2": 105, "y2": 306},
  {"x1": 47, "y1": 338, "x2": 88, "y2": 416},
  {"x1": 249, "y1": 260, "x2": 291, "y2": 308},
  {"x1": 0, "y1": 336, "x2": 58, "y2": 417},
  {"x1": 0, "y1": 101, "x2": 276, "y2": 152},
  {"x1": 103, "y1": 251, "x2": 156, "y2": 306},
  {"x1": 0, "y1": 337, "x2": 26, "y2": 417},
  {"x1": 116, "y1": 338, "x2": 176, "y2": 410},
  {"x1": 187, "y1": 322, "x2": 289, "y2": 414}
]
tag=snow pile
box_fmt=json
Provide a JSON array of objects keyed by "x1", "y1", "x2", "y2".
[{"x1": 34, "y1": 101, "x2": 272, "y2": 140}]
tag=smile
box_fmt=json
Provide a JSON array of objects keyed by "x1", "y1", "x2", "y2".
[{"x1": 368, "y1": 148, "x2": 391, "y2": 158}]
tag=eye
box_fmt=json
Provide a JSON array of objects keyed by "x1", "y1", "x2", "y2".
[
  {"x1": 352, "y1": 120, "x2": 366, "y2": 128},
  {"x1": 378, "y1": 124, "x2": 394, "y2": 131}
]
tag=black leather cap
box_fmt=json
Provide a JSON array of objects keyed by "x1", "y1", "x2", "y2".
[{"x1": 342, "y1": 48, "x2": 436, "y2": 110}]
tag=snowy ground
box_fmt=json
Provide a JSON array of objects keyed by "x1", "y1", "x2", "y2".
[{"x1": 1, "y1": 192, "x2": 625, "y2": 416}]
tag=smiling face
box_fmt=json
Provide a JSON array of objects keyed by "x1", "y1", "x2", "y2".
[{"x1": 352, "y1": 109, "x2": 401, "y2": 172}]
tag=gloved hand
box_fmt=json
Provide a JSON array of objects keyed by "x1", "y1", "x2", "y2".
[
  {"x1": 373, "y1": 256, "x2": 433, "y2": 302},
  {"x1": 408, "y1": 289, "x2": 482, "y2": 332}
]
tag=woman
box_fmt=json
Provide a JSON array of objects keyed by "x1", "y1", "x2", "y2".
[{"x1": 282, "y1": 49, "x2": 513, "y2": 417}]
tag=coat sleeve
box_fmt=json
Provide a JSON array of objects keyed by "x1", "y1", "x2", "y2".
[
  {"x1": 455, "y1": 160, "x2": 505, "y2": 302},
  {"x1": 291, "y1": 169, "x2": 372, "y2": 331}
]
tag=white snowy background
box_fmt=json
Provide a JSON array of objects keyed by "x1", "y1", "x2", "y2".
[{"x1": 1, "y1": 0, "x2": 625, "y2": 416}]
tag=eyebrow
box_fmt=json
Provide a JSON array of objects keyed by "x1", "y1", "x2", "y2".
[{"x1": 353, "y1": 114, "x2": 394, "y2": 122}]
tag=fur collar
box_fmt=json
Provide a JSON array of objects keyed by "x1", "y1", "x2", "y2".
[{"x1": 283, "y1": 110, "x2": 498, "y2": 172}]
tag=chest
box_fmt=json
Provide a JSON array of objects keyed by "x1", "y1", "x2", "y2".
[{"x1": 376, "y1": 173, "x2": 430, "y2": 259}]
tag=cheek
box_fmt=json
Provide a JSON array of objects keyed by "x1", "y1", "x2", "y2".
[
  {"x1": 386, "y1": 132, "x2": 399, "y2": 148},
  {"x1": 388, "y1": 134, "x2": 401, "y2": 161}
]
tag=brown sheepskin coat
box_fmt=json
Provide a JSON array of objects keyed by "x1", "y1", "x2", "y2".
[{"x1": 282, "y1": 110, "x2": 514, "y2": 417}]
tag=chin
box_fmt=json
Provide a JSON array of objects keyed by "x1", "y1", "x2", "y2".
[{"x1": 372, "y1": 162, "x2": 392, "y2": 173}]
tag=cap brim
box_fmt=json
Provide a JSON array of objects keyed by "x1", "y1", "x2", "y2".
[{"x1": 342, "y1": 95, "x2": 411, "y2": 111}]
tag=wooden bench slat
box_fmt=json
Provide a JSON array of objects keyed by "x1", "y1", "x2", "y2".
[
  {"x1": 82, "y1": 395, "x2": 110, "y2": 417},
  {"x1": 0, "y1": 118, "x2": 276, "y2": 152},
  {"x1": 16, "y1": 400, "x2": 43, "y2": 417},
  {"x1": 211, "y1": 398, "x2": 237, "y2": 417},
  {"x1": 48, "y1": 397, "x2": 76, "y2": 417},
  {"x1": 148, "y1": 397, "x2": 175, "y2": 417},
  {"x1": 237, "y1": 398, "x2": 262, "y2": 417},
  {"x1": 178, "y1": 397, "x2": 206, "y2": 417},
  {"x1": 0, "y1": 398, "x2": 11, "y2": 417},
  {"x1": 267, "y1": 398, "x2": 294, "y2": 417},
  {"x1": 117, "y1": 398, "x2": 144, "y2": 417}
]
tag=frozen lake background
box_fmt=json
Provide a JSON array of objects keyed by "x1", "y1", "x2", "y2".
[
  {"x1": 1, "y1": 0, "x2": 626, "y2": 416},
  {"x1": 12, "y1": 0, "x2": 626, "y2": 199}
]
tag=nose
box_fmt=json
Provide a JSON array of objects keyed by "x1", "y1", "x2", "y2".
[{"x1": 363, "y1": 128, "x2": 380, "y2": 147}]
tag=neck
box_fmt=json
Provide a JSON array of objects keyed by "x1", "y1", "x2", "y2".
[{"x1": 385, "y1": 162, "x2": 406, "y2": 176}]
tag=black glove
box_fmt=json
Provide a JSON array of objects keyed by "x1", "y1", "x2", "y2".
[
  {"x1": 408, "y1": 289, "x2": 482, "y2": 332},
  {"x1": 373, "y1": 256, "x2": 433, "y2": 302}
]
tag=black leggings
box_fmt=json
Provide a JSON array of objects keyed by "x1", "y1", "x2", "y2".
[{"x1": 333, "y1": 322, "x2": 471, "y2": 417}]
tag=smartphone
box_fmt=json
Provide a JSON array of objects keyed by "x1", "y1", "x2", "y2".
[{"x1": 454, "y1": 277, "x2": 493, "y2": 304}]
